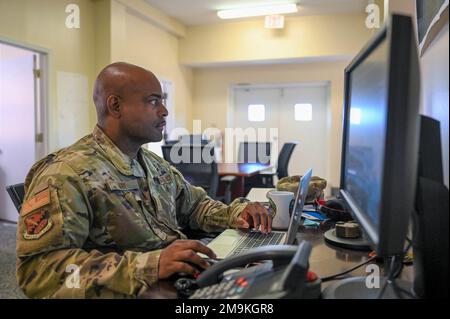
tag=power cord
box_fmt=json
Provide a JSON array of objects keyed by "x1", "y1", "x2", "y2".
[
  {"x1": 321, "y1": 238, "x2": 414, "y2": 282},
  {"x1": 321, "y1": 256, "x2": 377, "y2": 282}
]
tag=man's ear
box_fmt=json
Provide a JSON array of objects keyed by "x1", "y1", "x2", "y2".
[{"x1": 106, "y1": 95, "x2": 122, "y2": 119}]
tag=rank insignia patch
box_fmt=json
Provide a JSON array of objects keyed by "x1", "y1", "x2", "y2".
[{"x1": 23, "y1": 210, "x2": 53, "y2": 240}]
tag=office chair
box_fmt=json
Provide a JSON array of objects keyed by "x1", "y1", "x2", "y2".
[
  {"x1": 161, "y1": 144, "x2": 234, "y2": 204},
  {"x1": 164, "y1": 139, "x2": 179, "y2": 145},
  {"x1": 6, "y1": 183, "x2": 25, "y2": 214},
  {"x1": 244, "y1": 142, "x2": 298, "y2": 193},
  {"x1": 238, "y1": 141, "x2": 271, "y2": 164},
  {"x1": 179, "y1": 135, "x2": 210, "y2": 146},
  {"x1": 238, "y1": 141, "x2": 271, "y2": 195},
  {"x1": 276, "y1": 142, "x2": 298, "y2": 179}
]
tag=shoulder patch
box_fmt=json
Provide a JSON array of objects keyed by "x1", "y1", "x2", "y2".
[
  {"x1": 21, "y1": 188, "x2": 50, "y2": 216},
  {"x1": 23, "y1": 210, "x2": 53, "y2": 240}
]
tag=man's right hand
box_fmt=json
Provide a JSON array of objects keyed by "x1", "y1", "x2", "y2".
[{"x1": 158, "y1": 240, "x2": 217, "y2": 279}]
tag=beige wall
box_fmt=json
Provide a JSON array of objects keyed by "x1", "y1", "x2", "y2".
[
  {"x1": 386, "y1": 0, "x2": 416, "y2": 17},
  {"x1": 193, "y1": 60, "x2": 351, "y2": 189},
  {"x1": 0, "y1": 0, "x2": 195, "y2": 152},
  {"x1": 185, "y1": 12, "x2": 374, "y2": 189},
  {"x1": 180, "y1": 13, "x2": 371, "y2": 66},
  {"x1": 94, "y1": 0, "x2": 112, "y2": 76},
  {"x1": 0, "y1": 0, "x2": 96, "y2": 153},
  {"x1": 108, "y1": 0, "x2": 194, "y2": 131}
]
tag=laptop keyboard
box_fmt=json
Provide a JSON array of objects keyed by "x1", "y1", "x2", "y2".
[{"x1": 228, "y1": 231, "x2": 285, "y2": 257}]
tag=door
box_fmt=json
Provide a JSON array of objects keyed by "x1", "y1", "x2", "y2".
[
  {"x1": 232, "y1": 88, "x2": 280, "y2": 164},
  {"x1": 0, "y1": 43, "x2": 38, "y2": 222},
  {"x1": 232, "y1": 84, "x2": 329, "y2": 181},
  {"x1": 279, "y1": 85, "x2": 328, "y2": 178}
]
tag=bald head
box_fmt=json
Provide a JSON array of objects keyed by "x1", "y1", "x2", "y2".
[
  {"x1": 92, "y1": 62, "x2": 168, "y2": 149},
  {"x1": 93, "y1": 62, "x2": 160, "y2": 123}
]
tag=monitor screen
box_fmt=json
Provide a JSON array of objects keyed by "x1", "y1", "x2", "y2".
[
  {"x1": 343, "y1": 39, "x2": 389, "y2": 232},
  {"x1": 341, "y1": 15, "x2": 420, "y2": 256}
]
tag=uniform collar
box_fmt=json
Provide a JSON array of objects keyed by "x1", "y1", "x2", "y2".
[{"x1": 92, "y1": 125, "x2": 145, "y2": 178}]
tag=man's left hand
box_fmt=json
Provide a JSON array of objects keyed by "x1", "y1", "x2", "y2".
[{"x1": 235, "y1": 202, "x2": 272, "y2": 233}]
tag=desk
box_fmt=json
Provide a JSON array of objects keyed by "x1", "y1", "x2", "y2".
[
  {"x1": 217, "y1": 163, "x2": 272, "y2": 199},
  {"x1": 141, "y1": 222, "x2": 414, "y2": 299},
  {"x1": 246, "y1": 187, "x2": 275, "y2": 203}
]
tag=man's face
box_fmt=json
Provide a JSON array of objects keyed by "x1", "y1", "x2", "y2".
[{"x1": 119, "y1": 72, "x2": 168, "y2": 144}]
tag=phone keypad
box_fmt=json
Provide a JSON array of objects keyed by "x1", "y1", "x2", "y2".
[{"x1": 190, "y1": 276, "x2": 251, "y2": 299}]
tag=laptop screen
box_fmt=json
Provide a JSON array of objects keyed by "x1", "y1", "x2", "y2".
[{"x1": 284, "y1": 169, "x2": 313, "y2": 245}]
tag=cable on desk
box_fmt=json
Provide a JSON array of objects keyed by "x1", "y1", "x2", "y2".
[
  {"x1": 377, "y1": 240, "x2": 417, "y2": 299},
  {"x1": 320, "y1": 256, "x2": 377, "y2": 282}
]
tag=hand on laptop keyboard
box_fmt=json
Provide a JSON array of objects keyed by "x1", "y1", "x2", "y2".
[{"x1": 235, "y1": 202, "x2": 272, "y2": 234}]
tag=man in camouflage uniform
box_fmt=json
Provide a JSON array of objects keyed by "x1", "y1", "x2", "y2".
[{"x1": 16, "y1": 62, "x2": 272, "y2": 298}]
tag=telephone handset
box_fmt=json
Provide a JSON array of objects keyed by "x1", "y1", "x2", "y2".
[
  {"x1": 189, "y1": 242, "x2": 322, "y2": 299},
  {"x1": 197, "y1": 245, "x2": 298, "y2": 287}
]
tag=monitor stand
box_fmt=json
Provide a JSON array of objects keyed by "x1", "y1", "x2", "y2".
[
  {"x1": 321, "y1": 277, "x2": 413, "y2": 299},
  {"x1": 323, "y1": 228, "x2": 371, "y2": 251}
]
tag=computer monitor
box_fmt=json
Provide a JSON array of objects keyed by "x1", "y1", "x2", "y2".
[{"x1": 339, "y1": 15, "x2": 421, "y2": 256}]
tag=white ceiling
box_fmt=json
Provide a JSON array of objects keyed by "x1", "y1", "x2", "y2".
[{"x1": 144, "y1": 0, "x2": 369, "y2": 26}]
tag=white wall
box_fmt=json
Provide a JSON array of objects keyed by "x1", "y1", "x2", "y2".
[
  {"x1": 420, "y1": 22, "x2": 449, "y2": 187},
  {"x1": 385, "y1": 0, "x2": 449, "y2": 186}
]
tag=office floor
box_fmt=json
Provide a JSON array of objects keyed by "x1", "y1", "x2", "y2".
[{"x1": 0, "y1": 221, "x2": 26, "y2": 298}]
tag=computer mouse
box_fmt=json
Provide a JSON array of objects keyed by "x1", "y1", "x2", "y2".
[
  {"x1": 177, "y1": 260, "x2": 214, "y2": 279},
  {"x1": 174, "y1": 277, "x2": 198, "y2": 299}
]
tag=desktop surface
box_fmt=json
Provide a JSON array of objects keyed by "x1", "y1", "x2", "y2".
[{"x1": 140, "y1": 222, "x2": 414, "y2": 299}]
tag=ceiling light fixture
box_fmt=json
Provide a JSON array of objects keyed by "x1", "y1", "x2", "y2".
[
  {"x1": 265, "y1": 14, "x2": 285, "y2": 29},
  {"x1": 217, "y1": 3, "x2": 298, "y2": 20}
]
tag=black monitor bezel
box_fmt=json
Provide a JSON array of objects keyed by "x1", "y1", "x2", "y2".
[{"x1": 340, "y1": 15, "x2": 420, "y2": 256}]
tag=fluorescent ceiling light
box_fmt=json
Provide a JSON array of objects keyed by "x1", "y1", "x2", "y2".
[{"x1": 217, "y1": 3, "x2": 298, "y2": 20}]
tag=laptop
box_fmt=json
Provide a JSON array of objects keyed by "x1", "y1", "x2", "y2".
[{"x1": 207, "y1": 169, "x2": 313, "y2": 259}]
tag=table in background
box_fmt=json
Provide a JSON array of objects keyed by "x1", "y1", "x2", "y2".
[{"x1": 217, "y1": 163, "x2": 272, "y2": 199}]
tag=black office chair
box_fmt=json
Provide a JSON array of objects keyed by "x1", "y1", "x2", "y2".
[
  {"x1": 238, "y1": 142, "x2": 271, "y2": 195},
  {"x1": 244, "y1": 142, "x2": 298, "y2": 192},
  {"x1": 238, "y1": 141, "x2": 271, "y2": 164},
  {"x1": 179, "y1": 134, "x2": 210, "y2": 146},
  {"x1": 164, "y1": 139, "x2": 179, "y2": 145},
  {"x1": 6, "y1": 183, "x2": 25, "y2": 214},
  {"x1": 161, "y1": 144, "x2": 234, "y2": 203},
  {"x1": 276, "y1": 142, "x2": 298, "y2": 179}
]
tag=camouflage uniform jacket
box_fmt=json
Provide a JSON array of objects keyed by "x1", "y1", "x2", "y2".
[{"x1": 16, "y1": 126, "x2": 248, "y2": 299}]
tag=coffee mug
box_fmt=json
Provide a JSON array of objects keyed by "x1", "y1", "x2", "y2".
[{"x1": 266, "y1": 190, "x2": 295, "y2": 230}]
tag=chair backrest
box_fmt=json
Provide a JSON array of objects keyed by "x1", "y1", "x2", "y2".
[
  {"x1": 161, "y1": 145, "x2": 174, "y2": 163},
  {"x1": 164, "y1": 139, "x2": 179, "y2": 145},
  {"x1": 277, "y1": 143, "x2": 298, "y2": 179},
  {"x1": 238, "y1": 141, "x2": 271, "y2": 164},
  {"x1": 161, "y1": 145, "x2": 219, "y2": 198},
  {"x1": 179, "y1": 134, "x2": 210, "y2": 145},
  {"x1": 5, "y1": 183, "x2": 25, "y2": 214}
]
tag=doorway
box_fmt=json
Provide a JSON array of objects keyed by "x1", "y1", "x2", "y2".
[
  {"x1": 0, "y1": 41, "x2": 47, "y2": 222},
  {"x1": 231, "y1": 83, "x2": 330, "y2": 184}
]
